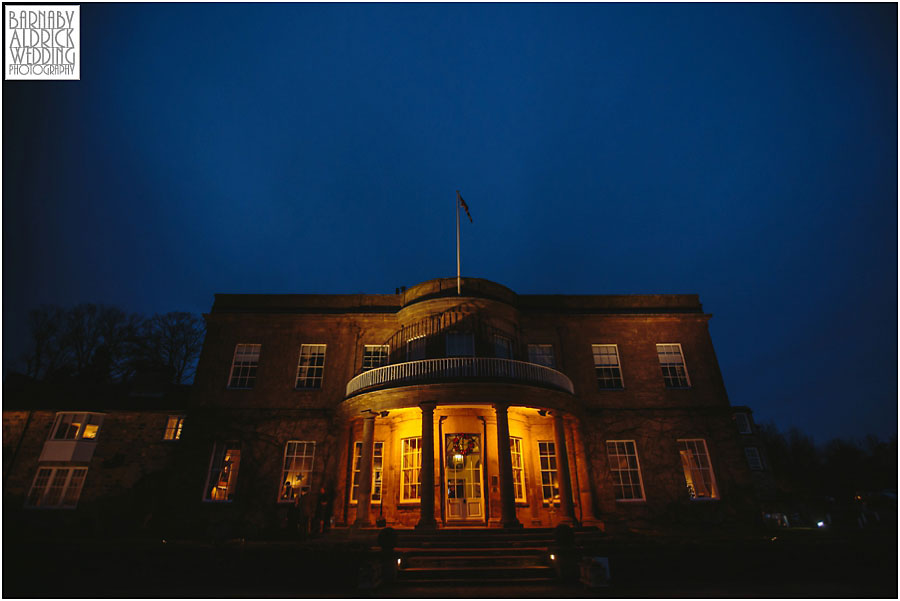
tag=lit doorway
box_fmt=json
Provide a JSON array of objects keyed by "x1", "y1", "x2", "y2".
[{"x1": 444, "y1": 433, "x2": 484, "y2": 521}]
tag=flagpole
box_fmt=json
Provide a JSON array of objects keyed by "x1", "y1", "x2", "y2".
[{"x1": 456, "y1": 190, "x2": 461, "y2": 295}]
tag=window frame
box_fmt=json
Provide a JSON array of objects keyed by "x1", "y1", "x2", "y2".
[
  {"x1": 592, "y1": 344, "x2": 625, "y2": 389},
  {"x1": 657, "y1": 343, "x2": 691, "y2": 389},
  {"x1": 49, "y1": 412, "x2": 104, "y2": 441},
  {"x1": 295, "y1": 344, "x2": 327, "y2": 390},
  {"x1": 744, "y1": 447, "x2": 765, "y2": 471},
  {"x1": 400, "y1": 437, "x2": 422, "y2": 503},
  {"x1": 677, "y1": 438, "x2": 719, "y2": 501},
  {"x1": 493, "y1": 335, "x2": 513, "y2": 360},
  {"x1": 510, "y1": 436, "x2": 526, "y2": 503},
  {"x1": 163, "y1": 415, "x2": 185, "y2": 441},
  {"x1": 445, "y1": 331, "x2": 475, "y2": 357},
  {"x1": 605, "y1": 440, "x2": 646, "y2": 502},
  {"x1": 406, "y1": 336, "x2": 426, "y2": 361},
  {"x1": 203, "y1": 441, "x2": 242, "y2": 503},
  {"x1": 227, "y1": 343, "x2": 261, "y2": 389},
  {"x1": 537, "y1": 440, "x2": 559, "y2": 505},
  {"x1": 527, "y1": 344, "x2": 556, "y2": 368},
  {"x1": 362, "y1": 345, "x2": 390, "y2": 371},
  {"x1": 278, "y1": 440, "x2": 316, "y2": 503},
  {"x1": 735, "y1": 413, "x2": 752, "y2": 434},
  {"x1": 350, "y1": 441, "x2": 384, "y2": 505},
  {"x1": 25, "y1": 466, "x2": 88, "y2": 509}
]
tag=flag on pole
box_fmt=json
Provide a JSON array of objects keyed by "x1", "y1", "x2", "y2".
[{"x1": 458, "y1": 192, "x2": 473, "y2": 223}]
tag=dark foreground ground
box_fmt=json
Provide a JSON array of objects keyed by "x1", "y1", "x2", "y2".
[{"x1": 3, "y1": 528, "x2": 896, "y2": 598}]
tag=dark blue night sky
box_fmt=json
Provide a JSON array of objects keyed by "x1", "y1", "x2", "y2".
[{"x1": 3, "y1": 3, "x2": 897, "y2": 443}]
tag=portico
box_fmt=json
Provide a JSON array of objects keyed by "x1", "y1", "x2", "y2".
[{"x1": 340, "y1": 398, "x2": 589, "y2": 529}]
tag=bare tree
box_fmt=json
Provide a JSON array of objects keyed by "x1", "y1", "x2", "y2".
[
  {"x1": 137, "y1": 312, "x2": 206, "y2": 384},
  {"x1": 24, "y1": 305, "x2": 68, "y2": 379}
]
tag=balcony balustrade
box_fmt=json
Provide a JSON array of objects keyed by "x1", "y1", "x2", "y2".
[{"x1": 345, "y1": 357, "x2": 574, "y2": 397}]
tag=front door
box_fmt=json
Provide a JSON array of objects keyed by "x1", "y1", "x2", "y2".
[{"x1": 445, "y1": 433, "x2": 483, "y2": 521}]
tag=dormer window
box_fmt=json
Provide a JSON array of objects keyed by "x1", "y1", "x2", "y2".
[{"x1": 50, "y1": 413, "x2": 104, "y2": 441}]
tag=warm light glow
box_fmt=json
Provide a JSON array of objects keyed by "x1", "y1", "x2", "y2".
[
  {"x1": 550, "y1": 554, "x2": 556, "y2": 561},
  {"x1": 397, "y1": 558, "x2": 402, "y2": 566},
  {"x1": 453, "y1": 453, "x2": 465, "y2": 463}
]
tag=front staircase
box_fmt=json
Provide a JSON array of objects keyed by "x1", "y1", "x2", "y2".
[{"x1": 394, "y1": 528, "x2": 558, "y2": 585}]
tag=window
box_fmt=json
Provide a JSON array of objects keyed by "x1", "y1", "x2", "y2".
[
  {"x1": 538, "y1": 441, "x2": 558, "y2": 503},
  {"x1": 510, "y1": 437, "x2": 526, "y2": 502},
  {"x1": 592, "y1": 344, "x2": 624, "y2": 389},
  {"x1": 528, "y1": 344, "x2": 556, "y2": 368},
  {"x1": 606, "y1": 440, "x2": 645, "y2": 501},
  {"x1": 26, "y1": 467, "x2": 88, "y2": 508},
  {"x1": 295, "y1": 344, "x2": 326, "y2": 389},
  {"x1": 362, "y1": 345, "x2": 389, "y2": 371},
  {"x1": 351, "y1": 441, "x2": 384, "y2": 503},
  {"x1": 204, "y1": 442, "x2": 241, "y2": 502},
  {"x1": 744, "y1": 447, "x2": 764, "y2": 471},
  {"x1": 735, "y1": 413, "x2": 752, "y2": 434},
  {"x1": 678, "y1": 439, "x2": 719, "y2": 500},
  {"x1": 164, "y1": 415, "x2": 185, "y2": 441},
  {"x1": 446, "y1": 332, "x2": 475, "y2": 357},
  {"x1": 407, "y1": 336, "x2": 426, "y2": 361},
  {"x1": 279, "y1": 441, "x2": 316, "y2": 502},
  {"x1": 657, "y1": 343, "x2": 690, "y2": 388},
  {"x1": 401, "y1": 437, "x2": 422, "y2": 501},
  {"x1": 50, "y1": 412, "x2": 103, "y2": 441},
  {"x1": 228, "y1": 344, "x2": 260, "y2": 389},
  {"x1": 493, "y1": 335, "x2": 513, "y2": 359}
]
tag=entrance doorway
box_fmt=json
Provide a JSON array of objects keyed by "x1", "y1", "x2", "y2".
[{"x1": 444, "y1": 433, "x2": 484, "y2": 521}]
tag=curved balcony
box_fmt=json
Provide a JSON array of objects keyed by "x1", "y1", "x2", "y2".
[{"x1": 345, "y1": 357, "x2": 575, "y2": 398}]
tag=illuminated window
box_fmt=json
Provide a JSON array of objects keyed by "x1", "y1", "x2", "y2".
[
  {"x1": 295, "y1": 344, "x2": 326, "y2": 389},
  {"x1": 279, "y1": 441, "x2": 316, "y2": 502},
  {"x1": 527, "y1": 344, "x2": 556, "y2": 368},
  {"x1": 735, "y1": 413, "x2": 752, "y2": 434},
  {"x1": 407, "y1": 336, "x2": 426, "y2": 361},
  {"x1": 401, "y1": 437, "x2": 422, "y2": 501},
  {"x1": 493, "y1": 335, "x2": 513, "y2": 359},
  {"x1": 744, "y1": 447, "x2": 764, "y2": 471},
  {"x1": 538, "y1": 441, "x2": 559, "y2": 503},
  {"x1": 678, "y1": 439, "x2": 718, "y2": 500},
  {"x1": 50, "y1": 412, "x2": 103, "y2": 441},
  {"x1": 26, "y1": 467, "x2": 88, "y2": 508},
  {"x1": 362, "y1": 345, "x2": 389, "y2": 371},
  {"x1": 164, "y1": 415, "x2": 185, "y2": 440},
  {"x1": 351, "y1": 441, "x2": 384, "y2": 503},
  {"x1": 657, "y1": 344, "x2": 690, "y2": 388},
  {"x1": 606, "y1": 440, "x2": 645, "y2": 501},
  {"x1": 228, "y1": 344, "x2": 260, "y2": 389},
  {"x1": 446, "y1": 332, "x2": 475, "y2": 357},
  {"x1": 204, "y1": 442, "x2": 241, "y2": 502},
  {"x1": 592, "y1": 344, "x2": 624, "y2": 389},
  {"x1": 510, "y1": 437, "x2": 526, "y2": 502}
]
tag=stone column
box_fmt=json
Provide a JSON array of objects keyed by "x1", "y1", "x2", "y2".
[
  {"x1": 416, "y1": 402, "x2": 437, "y2": 530},
  {"x1": 553, "y1": 413, "x2": 578, "y2": 525},
  {"x1": 494, "y1": 403, "x2": 522, "y2": 528},
  {"x1": 354, "y1": 414, "x2": 376, "y2": 527}
]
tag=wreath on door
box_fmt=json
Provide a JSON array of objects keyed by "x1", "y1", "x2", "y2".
[{"x1": 447, "y1": 435, "x2": 479, "y2": 457}]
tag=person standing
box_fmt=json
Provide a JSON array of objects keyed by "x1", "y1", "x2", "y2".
[{"x1": 314, "y1": 486, "x2": 333, "y2": 534}]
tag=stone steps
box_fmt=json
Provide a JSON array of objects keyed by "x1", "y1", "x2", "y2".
[{"x1": 394, "y1": 529, "x2": 559, "y2": 585}]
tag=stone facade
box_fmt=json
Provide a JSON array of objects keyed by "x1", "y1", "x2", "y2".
[{"x1": 3, "y1": 277, "x2": 762, "y2": 537}]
